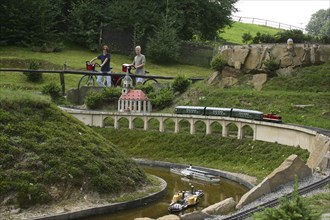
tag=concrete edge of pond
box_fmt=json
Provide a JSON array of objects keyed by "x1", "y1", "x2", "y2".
[
  {"x1": 30, "y1": 175, "x2": 167, "y2": 220},
  {"x1": 134, "y1": 158, "x2": 256, "y2": 189}
]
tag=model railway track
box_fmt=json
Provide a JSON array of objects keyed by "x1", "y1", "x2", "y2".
[{"x1": 221, "y1": 175, "x2": 330, "y2": 220}]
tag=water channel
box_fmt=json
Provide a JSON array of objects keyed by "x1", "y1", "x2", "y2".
[{"x1": 82, "y1": 166, "x2": 249, "y2": 220}]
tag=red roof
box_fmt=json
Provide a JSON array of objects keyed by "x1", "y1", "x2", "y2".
[{"x1": 119, "y1": 89, "x2": 149, "y2": 101}]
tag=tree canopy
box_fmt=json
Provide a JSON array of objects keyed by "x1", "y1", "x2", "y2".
[
  {"x1": 306, "y1": 9, "x2": 330, "y2": 39},
  {"x1": 0, "y1": 0, "x2": 237, "y2": 51}
]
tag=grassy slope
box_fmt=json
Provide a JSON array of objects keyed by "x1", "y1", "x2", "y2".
[
  {"x1": 0, "y1": 46, "x2": 211, "y2": 92},
  {"x1": 219, "y1": 22, "x2": 280, "y2": 44},
  {"x1": 0, "y1": 89, "x2": 147, "y2": 208},
  {"x1": 94, "y1": 128, "x2": 309, "y2": 181}
]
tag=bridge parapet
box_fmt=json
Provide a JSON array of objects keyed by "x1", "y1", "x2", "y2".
[{"x1": 60, "y1": 107, "x2": 329, "y2": 170}]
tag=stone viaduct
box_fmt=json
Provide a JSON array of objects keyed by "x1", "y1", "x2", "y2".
[{"x1": 60, "y1": 107, "x2": 330, "y2": 171}]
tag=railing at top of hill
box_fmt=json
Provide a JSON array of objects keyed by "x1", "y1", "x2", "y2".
[
  {"x1": 232, "y1": 15, "x2": 305, "y2": 31},
  {"x1": 0, "y1": 66, "x2": 205, "y2": 95}
]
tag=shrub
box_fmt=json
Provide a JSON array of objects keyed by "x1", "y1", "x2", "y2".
[
  {"x1": 210, "y1": 55, "x2": 227, "y2": 71},
  {"x1": 102, "y1": 87, "x2": 121, "y2": 103},
  {"x1": 253, "y1": 176, "x2": 320, "y2": 219},
  {"x1": 84, "y1": 91, "x2": 104, "y2": 109},
  {"x1": 263, "y1": 58, "x2": 280, "y2": 74},
  {"x1": 42, "y1": 82, "x2": 62, "y2": 101},
  {"x1": 172, "y1": 75, "x2": 191, "y2": 94},
  {"x1": 23, "y1": 60, "x2": 43, "y2": 82},
  {"x1": 140, "y1": 83, "x2": 154, "y2": 95},
  {"x1": 275, "y1": 29, "x2": 307, "y2": 43},
  {"x1": 150, "y1": 87, "x2": 174, "y2": 110},
  {"x1": 242, "y1": 32, "x2": 253, "y2": 44}
]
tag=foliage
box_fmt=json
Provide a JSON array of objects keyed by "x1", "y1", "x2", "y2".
[
  {"x1": 242, "y1": 32, "x2": 253, "y2": 44},
  {"x1": 150, "y1": 87, "x2": 174, "y2": 110},
  {"x1": 0, "y1": 88, "x2": 147, "y2": 208},
  {"x1": 167, "y1": 0, "x2": 238, "y2": 40},
  {"x1": 274, "y1": 29, "x2": 309, "y2": 43},
  {"x1": 305, "y1": 190, "x2": 330, "y2": 215},
  {"x1": 1, "y1": 0, "x2": 238, "y2": 51},
  {"x1": 68, "y1": 0, "x2": 111, "y2": 51},
  {"x1": 263, "y1": 61, "x2": 330, "y2": 93},
  {"x1": 0, "y1": 0, "x2": 65, "y2": 50},
  {"x1": 306, "y1": 9, "x2": 330, "y2": 38},
  {"x1": 84, "y1": 87, "x2": 121, "y2": 109},
  {"x1": 84, "y1": 90, "x2": 106, "y2": 109},
  {"x1": 94, "y1": 128, "x2": 309, "y2": 180},
  {"x1": 262, "y1": 58, "x2": 280, "y2": 76},
  {"x1": 252, "y1": 32, "x2": 276, "y2": 44},
  {"x1": 220, "y1": 22, "x2": 280, "y2": 44},
  {"x1": 23, "y1": 60, "x2": 43, "y2": 82},
  {"x1": 210, "y1": 55, "x2": 227, "y2": 71},
  {"x1": 42, "y1": 82, "x2": 62, "y2": 101},
  {"x1": 172, "y1": 75, "x2": 191, "y2": 94},
  {"x1": 146, "y1": 19, "x2": 181, "y2": 64},
  {"x1": 253, "y1": 176, "x2": 319, "y2": 219}
]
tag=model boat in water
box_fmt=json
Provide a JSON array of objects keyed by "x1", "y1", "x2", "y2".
[
  {"x1": 170, "y1": 165, "x2": 220, "y2": 183},
  {"x1": 168, "y1": 186, "x2": 204, "y2": 212}
]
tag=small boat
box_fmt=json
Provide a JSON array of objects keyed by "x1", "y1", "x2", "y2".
[
  {"x1": 168, "y1": 187, "x2": 204, "y2": 213},
  {"x1": 170, "y1": 165, "x2": 220, "y2": 183}
]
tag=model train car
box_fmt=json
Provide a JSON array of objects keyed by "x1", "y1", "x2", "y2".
[{"x1": 175, "y1": 106, "x2": 282, "y2": 123}]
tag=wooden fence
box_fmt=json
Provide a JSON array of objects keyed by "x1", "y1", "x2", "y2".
[{"x1": 232, "y1": 15, "x2": 305, "y2": 31}]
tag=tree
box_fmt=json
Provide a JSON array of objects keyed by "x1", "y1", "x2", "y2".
[
  {"x1": 146, "y1": 19, "x2": 181, "y2": 64},
  {"x1": 167, "y1": 0, "x2": 238, "y2": 40},
  {"x1": 68, "y1": 0, "x2": 112, "y2": 51},
  {"x1": 108, "y1": 0, "x2": 237, "y2": 42},
  {"x1": 306, "y1": 9, "x2": 330, "y2": 38},
  {"x1": 0, "y1": 0, "x2": 65, "y2": 50}
]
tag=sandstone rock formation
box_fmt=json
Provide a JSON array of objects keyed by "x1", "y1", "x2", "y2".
[
  {"x1": 236, "y1": 154, "x2": 312, "y2": 209},
  {"x1": 202, "y1": 197, "x2": 237, "y2": 215},
  {"x1": 219, "y1": 44, "x2": 330, "y2": 71}
]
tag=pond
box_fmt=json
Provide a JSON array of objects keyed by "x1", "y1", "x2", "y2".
[{"x1": 82, "y1": 166, "x2": 248, "y2": 220}]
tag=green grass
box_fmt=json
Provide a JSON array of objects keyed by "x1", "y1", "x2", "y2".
[
  {"x1": 0, "y1": 88, "x2": 148, "y2": 208},
  {"x1": 219, "y1": 22, "x2": 281, "y2": 44},
  {"x1": 306, "y1": 189, "x2": 330, "y2": 216},
  {"x1": 0, "y1": 46, "x2": 211, "y2": 93},
  {"x1": 93, "y1": 128, "x2": 309, "y2": 181}
]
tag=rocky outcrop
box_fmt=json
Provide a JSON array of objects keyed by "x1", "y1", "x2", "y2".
[
  {"x1": 236, "y1": 154, "x2": 312, "y2": 209},
  {"x1": 307, "y1": 134, "x2": 330, "y2": 170},
  {"x1": 202, "y1": 197, "x2": 237, "y2": 215},
  {"x1": 219, "y1": 44, "x2": 330, "y2": 70},
  {"x1": 157, "y1": 214, "x2": 180, "y2": 220},
  {"x1": 180, "y1": 211, "x2": 212, "y2": 220}
]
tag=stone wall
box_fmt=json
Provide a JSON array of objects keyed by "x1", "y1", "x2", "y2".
[{"x1": 219, "y1": 43, "x2": 330, "y2": 71}]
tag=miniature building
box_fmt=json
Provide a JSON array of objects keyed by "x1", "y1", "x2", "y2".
[
  {"x1": 118, "y1": 89, "x2": 152, "y2": 113},
  {"x1": 118, "y1": 70, "x2": 152, "y2": 113}
]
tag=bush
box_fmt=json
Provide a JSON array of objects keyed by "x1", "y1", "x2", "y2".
[
  {"x1": 42, "y1": 82, "x2": 62, "y2": 101},
  {"x1": 172, "y1": 75, "x2": 191, "y2": 94},
  {"x1": 210, "y1": 55, "x2": 227, "y2": 71},
  {"x1": 23, "y1": 60, "x2": 43, "y2": 82},
  {"x1": 84, "y1": 91, "x2": 104, "y2": 109},
  {"x1": 140, "y1": 83, "x2": 154, "y2": 95},
  {"x1": 263, "y1": 58, "x2": 280, "y2": 75},
  {"x1": 275, "y1": 29, "x2": 307, "y2": 43},
  {"x1": 242, "y1": 32, "x2": 253, "y2": 44},
  {"x1": 150, "y1": 87, "x2": 174, "y2": 110},
  {"x1": 102, "y1": 87, "x2": 121, "y2": 103},
  {"x1": 253, "y1": 176, "x2": 319, "y2": 220}
]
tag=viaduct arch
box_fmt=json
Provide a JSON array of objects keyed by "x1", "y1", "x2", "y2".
[{"x1": 60, "y1": 107, "x2": 330, "y2": 170}]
